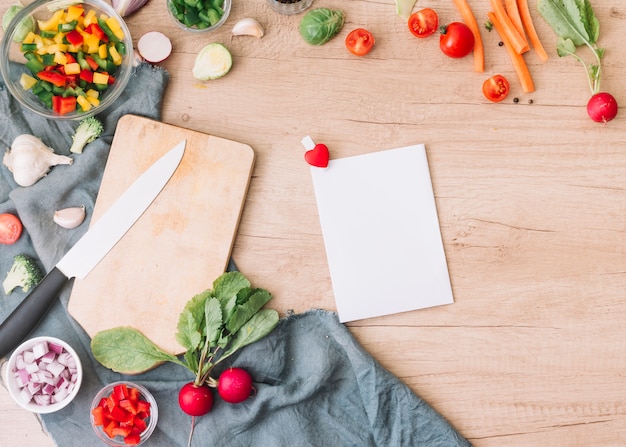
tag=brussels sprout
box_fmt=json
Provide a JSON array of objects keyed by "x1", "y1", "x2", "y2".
[
  {"x1": 2, "y1": 4, "x2": 35, "y2": 42},
  {"x1": 299, "y1": 8, "x2": 345, "y2": 46}
]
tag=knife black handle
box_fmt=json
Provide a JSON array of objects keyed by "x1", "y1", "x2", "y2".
[{"x1": 0, "y1": 267, "x2": 69, "y2": 360}]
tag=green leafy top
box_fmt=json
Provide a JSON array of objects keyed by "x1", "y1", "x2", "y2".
[
  {"x1": 91, "y1": 272, "x2": 279, "y2": 384},
  {"x1": 538, "y1": 0, "x2": 604, "y2": 94}
]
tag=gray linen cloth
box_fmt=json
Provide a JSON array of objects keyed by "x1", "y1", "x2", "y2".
[{"x1": 0, "y1": 63, "x2": 471, "y2": 447}]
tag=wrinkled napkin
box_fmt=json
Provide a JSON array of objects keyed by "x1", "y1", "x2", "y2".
[{"x1": 0, "y1": 63, "x2": 471, "y2": 447}]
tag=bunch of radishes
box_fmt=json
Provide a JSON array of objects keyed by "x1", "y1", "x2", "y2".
[{"x1": 178, "y1": 367, "x2": 255, "y2": 416}]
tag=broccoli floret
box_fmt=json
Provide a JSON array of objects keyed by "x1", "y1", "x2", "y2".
[
  {"x1": 3, "y1": 254, "x2": 44, "y2": 295},
  {"x1": 70, "y1": 116, "x2": 104, "y2": 154}
]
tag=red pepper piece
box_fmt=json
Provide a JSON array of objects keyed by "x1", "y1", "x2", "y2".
[
  {"x1": 124, "y1": 433, "x2": 141, "y2": 445},
  {"x1": 79, "y1": 69, "x2": 93, "y2": 83},
  {"x1": 65, "y1": 29, "x2": 83, "y2": 46},
  {"x1": 37, "y1": 70, "x2": 66, "y2": 87},
  {"x1": 52, "y1": 95, "x2": 76, "y2": 115},
  {"x1": 85, "y1": 22, "x2": 108, "y2": 42},
  {"x1": 84, "y1": 55, "x2": 99, "y2": 71}
]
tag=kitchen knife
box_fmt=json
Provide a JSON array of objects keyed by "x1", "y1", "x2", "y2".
[{"x1": 0, "y1": 140, "x2": 186, "y2": 359}]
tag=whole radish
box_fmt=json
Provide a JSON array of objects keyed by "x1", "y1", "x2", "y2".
[
  {"x1": 178, "y1": 382, "x2": 214, "y2": 416},
  {"x1": 587, "y1": 92, "x2": 618, "y2": 123},
  {"x1": 217, "y1": 368, "x2": 255, "y2": 404}
]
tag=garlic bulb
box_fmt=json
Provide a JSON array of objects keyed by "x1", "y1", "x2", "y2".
[
  {"x1": 3, "y1": 134, "x2": 73, "y2": 187},
  {"x1": 231, "y1": 18, "x2": 265, "y2": 38},
  {"x1": 54, "y1": 205, "x2": 86, "y2": 229}
]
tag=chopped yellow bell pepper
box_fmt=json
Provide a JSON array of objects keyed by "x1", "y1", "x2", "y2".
[
  {"x1": 65, "y1": 4, "x2": 85, "y2": 22},
  {"x1": 108, "y1": 45, "x2": 122, "y2": 65},
  {"x1": 98, "y1": 43, "x2": 107, "y2": 59},
  {"x1": 92, "y1": 72, "x2": 109, "y2": 85},
  {"x1": 87, "y1": 96, "x2": 100, "y2": 107},
  {"x1": 85, "y1": 89, "x2": 100, "y2": 99},
  {"x1": 82, "y1": 33, "x2": 100, "y2": 53},
  {"x1": 53, "y1": 32, "x2": 65, "y2": 44},
  {"x1": 37, "y1": 10, "x2": 64, "y2": 32},
  {"x1": 19, "y1": 73, "x2": 38, "y2": 90},
  {"x1": 22, "y1": 31, "x2": 36, "y2": 44},
  {"x1": 76, "y1": 95, "x2": 92, "y2": 111},
  {"x1": 53, "y1": 51, "x2": 67, "y2": 65},
  {"x1": 65, "y1": 62, "x2": 81, "y2": 75},
  {"x1": 83, "y1": 9, "x2": 97, "y2": 26},
  {"x1": 105, "y1": 17, "x2": 124, "y2": 40}
]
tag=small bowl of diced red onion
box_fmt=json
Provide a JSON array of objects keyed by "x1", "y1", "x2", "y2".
[{"x1": 4, "y1": 336, "x2": 83, "y2": 414}]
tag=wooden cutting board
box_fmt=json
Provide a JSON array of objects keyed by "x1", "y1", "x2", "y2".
[{"x1": 67, "y1": 115, "x2": 254, "y2": 356}]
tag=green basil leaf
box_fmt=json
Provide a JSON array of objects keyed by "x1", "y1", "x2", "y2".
[
  {"x1": 91, "y1": 327, "x2": 181, "y2": 374},
  {"x1": 220, "y1": 309, "x2": 279, "y2": 360},
  {"x1": 226, "y1": 288, "x2": 273, "y2": 334}
]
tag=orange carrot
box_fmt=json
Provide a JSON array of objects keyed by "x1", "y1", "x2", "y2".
[
  {"x1": 489, "y1": 0, "x2": 529, "y2": 55},
  {"x1": 488, "y1": 11, "x2": 535, "y2": 93},
  {"x1": 504, "y1": 0, "x2": 527, "y2": 44},
  {"x1": 516, "y1": 0, "x2": 549, "y2": 62},
  {"x1": 452, "y1": 0, "x2": 484, "y2": 72}
]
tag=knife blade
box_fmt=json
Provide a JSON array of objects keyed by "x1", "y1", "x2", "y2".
[{"x1": 0, "y1": 140, "x2": 186, "y2": 359}]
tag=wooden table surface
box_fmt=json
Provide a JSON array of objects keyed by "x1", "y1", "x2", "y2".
[{"x1": 2, "y1": 0, "x2": 626, "y2": 445}]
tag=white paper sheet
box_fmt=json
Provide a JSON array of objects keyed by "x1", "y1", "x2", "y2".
[{"x1": 310, "y1": 144, "x2": 454, "y2": 322}]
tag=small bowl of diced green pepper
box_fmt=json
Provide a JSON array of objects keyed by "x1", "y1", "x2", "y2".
[
  {"x1": 167, "y1": 0, "x2": 231, "y2": 33},
  {"x1": 0, "y1": 0, "x2": 134, "y2": 120}
]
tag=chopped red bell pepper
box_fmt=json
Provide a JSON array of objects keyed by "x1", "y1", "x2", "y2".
[
  {"x1": 51, "y1": 95, "x2": 76, "y2": 115},
  {"x1": 84, "y1": 55, "x2": 99, "y2": 71},
  {"x1": 124, "y1": 434, "x2": 141, "y2": 445},
  {"x1": 85, "y1": 22, "x2": 108, "y2": 42},
  {"x1": 79, "y1": 69, "x2": 93, "y2": 83},
  {"x1": 37, "y1": 70, "x2": 66, "y2": 87},
  {"x1": 65, "y1": 29, "x2": 83, "y2": 46}
]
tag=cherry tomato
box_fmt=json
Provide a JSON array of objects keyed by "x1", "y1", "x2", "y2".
[
  {"x1": 439, "y1": 22, "x2": 475, "y2": 58},
  {"x1": 482, "y1": 75, "x2": 510, "y2": 102},
  {"x1": 408, "y1": 8, "x2": 438, "y2": 38},
  {"x1": 345, "y1": 28, "x2": 375, "y2": 56},
  {"x1": 0, "y1": 213, "x2": 23, "y2": 245}
]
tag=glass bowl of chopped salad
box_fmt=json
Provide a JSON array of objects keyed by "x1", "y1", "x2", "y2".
[
  {"x1": 0, "y1": 0, "x2": 134, "y2": 120},
  {"x1": 166, "y1": 0, "x2": 231, "y2": 33},
  {"x1": 4, "y1": 336, "x2": 83, "y2": 414}
]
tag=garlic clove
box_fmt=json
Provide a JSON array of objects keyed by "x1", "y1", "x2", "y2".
[
  {"x1": 231, "y1": 18, "x2": 265, "y2": 38},
  {"x1": 53, "y1": 205, "x2": 86, "y2": 229}
]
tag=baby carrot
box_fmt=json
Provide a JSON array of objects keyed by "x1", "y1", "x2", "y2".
[
  {"x1": 504, "y1": 0, "x2": 527, "y2": 44},
  {"x1": 452, "y1": 0, "x2": 484, "y2": 72},
  {"x1": 488, "y1": 11, "x2": 535, "y2": 93},
  {"x1": 516, "y1": 0, "x2": 549, "y2": 62},
  {"x1": 489, "y1": 0, "x2": 529, "y2": 54}
]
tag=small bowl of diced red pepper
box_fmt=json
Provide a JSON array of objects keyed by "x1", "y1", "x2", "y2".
[
  {"x1": 90, "y1": 381, "x2": 158, "y2": 446},
  {"x1": 0, "y1": 0, "x2": 134, "y2": 120}
]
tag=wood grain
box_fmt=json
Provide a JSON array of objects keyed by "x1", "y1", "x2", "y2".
[{"x1": 2, "y1": 0, "x2": 626, "y2": 445}]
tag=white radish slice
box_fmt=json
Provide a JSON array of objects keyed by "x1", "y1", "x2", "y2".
[{"x1": 137, "y1": 31, "x2": 173, "y2": 63}]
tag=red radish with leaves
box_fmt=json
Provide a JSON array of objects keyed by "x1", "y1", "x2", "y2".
[
  {"x1": 538, "y1": 0, "x2": 618, "y2": 124},
  {"x1": 217, "y1": 368, "x2": 255, "y2": 404},
  {"x1": 178, "y1": 382, "x2": 214, "y2": 416}
]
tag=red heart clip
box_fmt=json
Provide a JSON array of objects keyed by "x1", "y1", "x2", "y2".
[{"x1": 305, "y1": 143, "x2": 330, "y2": 168}]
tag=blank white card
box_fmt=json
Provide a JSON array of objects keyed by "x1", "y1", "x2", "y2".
[{"x1": 310, "y1": 144, "x2": 454, "y2": 322}]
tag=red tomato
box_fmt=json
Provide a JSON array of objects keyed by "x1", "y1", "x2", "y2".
[
  {"x1": 483, "y1": 75, "x2": 510, "y2": 102},
  {"x1": 345, "y1": 28, "x2": 375, "y2": 56},
  {"x1": 0, "y1": 213, "x2": 23, "y2": 245},
  {"x1": 439, "y1": 22, "x2": 475, "y2": 58},
  {"x1": 408, "y1": 8, "x2": 438, "y2": 38}
]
